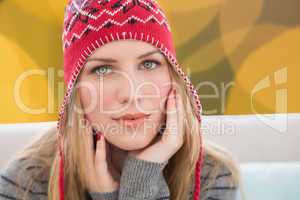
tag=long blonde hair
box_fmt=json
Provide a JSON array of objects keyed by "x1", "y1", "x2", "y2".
[{"x1": 11, "y1": 62, "x2": 241, "y2": 200}]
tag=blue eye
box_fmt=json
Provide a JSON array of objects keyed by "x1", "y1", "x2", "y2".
[
  {"x1": 142, "y1": 60, "x2": 161, "y2": 70},
  {"x1": 92, "y1": 65, "x2": 113, "y2": 76}
]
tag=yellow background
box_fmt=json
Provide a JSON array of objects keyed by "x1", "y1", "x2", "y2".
[{"x1": 0, "y1": 0, "x2": 299, "y2": 123}]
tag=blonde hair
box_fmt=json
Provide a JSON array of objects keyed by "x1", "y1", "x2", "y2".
[{"x1": 11, "y1": 62, "x2": 241, "y2": 200}]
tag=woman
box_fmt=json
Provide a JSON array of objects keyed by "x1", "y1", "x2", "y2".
[{"x1": 0, "y1": 0, "x2": 240, "y2": 199}]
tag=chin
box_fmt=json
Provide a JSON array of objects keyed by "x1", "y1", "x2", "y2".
[{"x1": 106, "y1": 132, "x2": 156, "y2": 151}]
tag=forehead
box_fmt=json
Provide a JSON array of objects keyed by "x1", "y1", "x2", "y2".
[{"x1": 88, "y1": 40, "x2": 162, "y2": 59}]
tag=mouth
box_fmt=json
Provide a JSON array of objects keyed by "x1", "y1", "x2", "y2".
[{"x1": 113, "y1": 114, "x2": 151, "y2": 128}]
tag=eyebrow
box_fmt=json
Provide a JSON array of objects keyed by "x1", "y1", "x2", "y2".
[{"x1": 86, "y1": 50, "x2": 161, "y2": 63}]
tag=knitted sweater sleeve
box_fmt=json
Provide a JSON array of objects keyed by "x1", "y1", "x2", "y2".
[
  {"x1": 0, "y1": 157, "x2": 118, "y2": 200},
  {"x1": 88, "y1": 154, "x2": 169, "y2": 200},
  {"x1": 0, "y1": 155, "x2": 169, "y2": 200},
  {"x1": 189, "y1": 154, "x2": 239, "y2": 200},
  {"x1": 89, "y1": 153, "x2": 239, "y2": 200},
  {"x1": 0, "y1": 158, "x2": 48, "y2": 200},
  {"x1": 88, "y1": 190, "x2": 119, "y2": 200},
  {"x1": 1, "y1": 154, "x2": 238, "y2": 200}
]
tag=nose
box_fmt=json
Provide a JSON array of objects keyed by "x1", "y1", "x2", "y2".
[{"x1": 117, "y1": 72, "x2": 143, "y2": 105}]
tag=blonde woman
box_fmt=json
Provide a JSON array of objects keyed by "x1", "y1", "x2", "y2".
[{"x1": 0, "y1": 0, "x2": 240, "y2": 199}]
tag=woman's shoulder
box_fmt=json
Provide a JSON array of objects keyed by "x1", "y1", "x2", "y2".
[
  {"x1": 1, "y1": 156, "x2": 49, "y2": 180},
  {"x1": 201, "y1": 151, "x2": 238, "y2": 184},
  {"x1": 197, "y1": 143, "x2": 240, "y2": 199},
  {"x1": 0, "y1": 156, "x2": 49, "y2": 199}
]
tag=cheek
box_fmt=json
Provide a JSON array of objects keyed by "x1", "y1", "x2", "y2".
[
  {"x1": 79, "y1": 86, "x2": 96, "y2": 111},
  {"x1": 79, "y1": 80, "x2": 117, "y2": 112},
  {"x1": 151, "y1": 74, "x2": 172, "y2": 112},
  {"x1": 152, "y1": 86, "x2": 169, "y2": 115},
  {"x1": 99, "y1": 83, "x2": 116, "y2": 108}
]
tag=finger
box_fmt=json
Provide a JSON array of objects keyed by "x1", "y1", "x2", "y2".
[
  {"x1": 95, "y1": 133, "x2": 106, "y2": 162},
  {"x1": 105, "y1": 143, "x2": 114, "y2": 170},
  {"x1": 95, "y1": 134, "x2": 109, "y2": 171},
  {"x1": 105, "y1": 137, "x2": 112, "y2": 163},
  {"x1": 94, "y1": 135, "x2": 120, "y2": 192},
  {"x1": 82, "y1": 117, "x2": 93, "y2": 146},
  {"x1": 165, "y1": 88, "x2": 177, "y2": 136},
  {"x1": 175, "y1": 89, "x2": 184, "y2": 139},
  {"x1": 103, "y1": 142, "x2": 121, "y2": 181},
  {"x1": 82, "y1": 119, "x2": 94, "y2": 169},
  {"x1": 82, "y1": 119, "x2": 100, "y2": 191}
]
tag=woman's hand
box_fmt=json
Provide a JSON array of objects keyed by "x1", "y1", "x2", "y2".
[
  {"x1": 83, "y1": 119, "x2": 120, "y2": 193},
  {"x1": 129, "y1": 86, "x2": 185, "y2": 163}
]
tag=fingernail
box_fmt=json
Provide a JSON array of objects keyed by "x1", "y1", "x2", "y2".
[
  {"x1": 96, "y1": 131, "x2": 102, "y2": 141},
  {"x1": 96, "y1": 134, "x2": 100, "y2": 141}
]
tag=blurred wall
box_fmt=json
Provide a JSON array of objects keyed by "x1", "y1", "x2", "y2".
[{"x1": 0, "y1": 0, "x2": 299, "y2": 123}]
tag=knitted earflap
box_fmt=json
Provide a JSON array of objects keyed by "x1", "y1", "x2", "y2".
[{"x1": 57, "y1": 1, "x2": 204, "y2": 199}]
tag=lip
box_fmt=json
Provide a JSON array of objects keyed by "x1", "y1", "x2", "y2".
[
  {"x1": 113, "y1": 113, "x2": 150, "y2": 128},
  {"x1": 113, "y1": 113, "x2": 150, "y2": 120}
]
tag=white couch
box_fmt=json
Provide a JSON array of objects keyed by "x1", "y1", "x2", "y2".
[{"x1": 0, "y1": 113, "x2": 300, "y2": 200}]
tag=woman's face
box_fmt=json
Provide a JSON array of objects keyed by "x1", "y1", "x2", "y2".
[{"x1": 78, "y1": 40, "x2": 173, "y2": 151}]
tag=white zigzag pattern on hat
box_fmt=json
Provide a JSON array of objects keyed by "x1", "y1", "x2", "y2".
[
  {"x1": 75, "y1": 0, "x2": 166, "y2": 20},
  {"x1": 63, "y1": 14, "x2": 170, "y2": 48},
  {"x1": 63, "y1": 0, "x2": 93, "y2": 33},
  {"x1": 64, "y1": 0, "x2": 168, "y2": 37}
]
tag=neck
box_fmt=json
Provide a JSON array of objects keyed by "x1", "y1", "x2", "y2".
[{"x1": 109, "y1": 143, "x2": 128, "y2": 174}]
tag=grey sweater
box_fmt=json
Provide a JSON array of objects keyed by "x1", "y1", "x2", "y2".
[{"x1": 0, "y1": 153, "x2": 238, "y2": 200}]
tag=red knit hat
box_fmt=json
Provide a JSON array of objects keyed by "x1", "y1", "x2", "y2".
[{"x1": 58, "y1": 0, "x2": 204, "y2": 199}]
